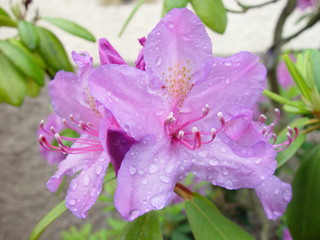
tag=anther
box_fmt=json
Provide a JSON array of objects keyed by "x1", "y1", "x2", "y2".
[
  {"x1": 202, "y1": 104, "x2": 210, "y2": 115},
  {"x1": 178, "y1": 130, "x2": 184, "y2": 140},
  {"x1": 192, "y1": 127, "x2": 199, "y2": 134},
  {"x1": 217, "y1": 112, "x2": 225, "y2": 126}
]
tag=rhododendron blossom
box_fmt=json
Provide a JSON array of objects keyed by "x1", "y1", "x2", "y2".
[
  {"x1": 89, "y1": 8, "x2": 294, "y2": 221},
  {"x1": 39, "y1": 40, "x2": 135, "y2": 218}
]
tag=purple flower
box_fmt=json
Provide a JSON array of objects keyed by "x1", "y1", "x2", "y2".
[
  {"x1": 297, "y1": 0, "x2": 318, "y2": 10},
  {"x1": 38, "y1": 113, "x2": 66, "y2": 165},
  {"x1": 282, "y1": 228, "x2": 293, "y2": 240},
  {"x1": 89, "y1": 8, "x2": 294, "y2": 221},
  {"x1": 39, "y1": 40, "x2": 135, "y2": 218}
]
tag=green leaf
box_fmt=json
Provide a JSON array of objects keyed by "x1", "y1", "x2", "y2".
[
  {"x1": 0, "y1": 53, "x2": 26, "y2": 106},
  {"x1": 29, "y1": 200, "x2": 67, "y2": 240},
  {"x1": 25, "y1": 78, "x2": 41, "y2": 97},
  {"x1": 0, "y1": 39, "x2": 45, "y2": 86},
  {"x1": 118, "y1": 0, "x2": 145, "y2": 37},
  {"x1": 0, "y1": 15, "x2": 17, "y2": 27},
  {"x1": 18, "y1": 20, "x2": 39, "y2": 50},
  {"x1": 115, "y1": 211, "x2": 163, "y2": 240},
  {"x1": 36, "y1": 27, "x2": 73, "y2": 73},
  {"x1": 284, "y1": 54, "x2": 311, "y2": 101},
  {"x1": 42, "y1": 17, "x2": 96, "y2": 42},
  {"x1": 185, "y1": 193, "x2": 254, "y2": 240},
  {"x1": 190, "y1": 0, "x2": 227, "y2": 34},
  {"x1": 0, "y1": 7, "x2": 11, "y2": 18},
  {"x1": 276, "y1": 118, "x2": 309, "y2": 168},
  {"x1": 162, "y1": 0, "x2": 189, "y2": 16},
  {"x1": 287, "y1": 144, "x2": 320, "y2": 240}
]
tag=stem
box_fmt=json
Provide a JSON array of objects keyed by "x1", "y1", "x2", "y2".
[
  {"x1": 227, "y1": 0, "x2": 279, "y2": 13},
  {"x1": 302, "y1": 123, "x2": 320, "y2": 134},
  {"x1": 174, "y1": 183, "x2": 194, "y2": 200}
]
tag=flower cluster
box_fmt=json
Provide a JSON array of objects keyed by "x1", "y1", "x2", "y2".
[{"x1": 39, "y1": 8, "x2": 295, "y2": 221}]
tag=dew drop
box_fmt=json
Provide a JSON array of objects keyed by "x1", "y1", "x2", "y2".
[
  {"x1": 149, "y1": 164, "x2": 159, "y2": 174},
  {"x1": 138, "y1": 169, "x2": 145, "y2": 175},
  {"x1": 212, "y1": 62, "x2": 217, "y2": 67},
  {"x1": 225, "y1": 180, "x2": 233, "y2": 189},
  {"x1": 147, "y1": 190, "x2": 152, "y2": 195},
  {"x1": 71, "y1": 182, "x2": 78, "y2": 191},
  {"x1": 283, "y1": 190, "x2": 291, "y2": 202},
  {"x1": 156, "y1": 31, "x2": 160, "y2": 36},
  {"x1": 220, "y1": 147, "x2": 227, "y2": 153},
  {"x1": 255, "y1": 158, "x2": 262, "y2": 165},
  {"x1": 150, "y1": 195, "x2": 165, "y2": 208},
  {"x1": 142, "y1": 179, "x2": 148, "y2": 185},
  {"x1": 155, "y1": 56, "x2": 162, "y2": 66},
  {"x1": 83, "y1": 175, "x2": 90, "y2": 186},
  {"x1": 224, "y1": 61, "x2": 232, "y2": 66},
  {"x1": 209, "y1": 159, "x2": 219, "y2": 166},
  {"x1": 129, "y1": 210, "x2": 140, "y2": 221},
  {"x1": 89, "y1": 187, "x2": 95, "y2": 197},
  {"x1": 274, "y1": 188, "x2": 280, "y2": 194},
  {"x1": 198, "y1": 150, "x2": 208, "y2": 158},
  {"x1": 225, "y1": 78, "x2": 230, "y2": 84},
  {"x1": 129, "y1": 166, "x2": 137, "y2": 175},
  {"x1": 142, "y1": 199, "x2": 148, "y2": 205},
  {"x1": 223, "y1": 168, "x2": 229, "y2": 175},
  {"x1": 260, "y1": 175, "x2": 266, "y2": 180},
  {"x1": 159, "y1": 176, "x2": 170, "y2": 183},
  {"x1": 182, "y1": 34, "x2": 190, "y2": 41},
  {"x1": 165, "y1": 164, "x2": 175, "y2": 174},
  {"x1": 167, "y1": 22, "x2": 175, "y2": 29},
  {"x1": 68, "y1": 199, "x2": 76, "y2": 206},
  {"x1": 95, "y1": 165, "x2": 103, "y2": 175}
]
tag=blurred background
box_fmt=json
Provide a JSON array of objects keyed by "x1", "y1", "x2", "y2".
[{"x1": 0, "y1": 0, "x2": 319, "y2": 239}]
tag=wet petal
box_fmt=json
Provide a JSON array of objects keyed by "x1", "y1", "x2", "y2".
[
  {"x1": 65, "y1": 152, "x2": 110, "y2": 218},
  {"x1": 114, "y1": 136, "x2": 185, "y2": 221},
  {"x1": 98, "y1": 38, "x2": 126, "y2": 65},
  {"x1": 190, "y1": 134, "x2": 277, "y2": 190},
  {"x1": 89, "y1": 64, "x2": 166, "y2": 139},
  {"x1": 135, "y1": 37, "x2": 146, "y2": 71},
  {"x1": 182, "y1": 52, "x2": 266, "y2": 126},
  {"x1": 255, "y1": 176, "x2": 292, "y2": 220},
  {"x1": 46, "y1": 134, "x2": 101, "y2": 192},
  {"x1": 49, "y1": 71, "x2": 101, "y2": 126}
]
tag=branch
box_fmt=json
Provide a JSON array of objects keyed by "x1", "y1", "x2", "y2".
[{"x1": 226, "y1": 0, "x2": 279, "y2": 14}]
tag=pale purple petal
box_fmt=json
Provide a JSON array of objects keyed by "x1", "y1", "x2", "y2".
[
  {"x1": 66, "y1": 152, "x2": 110, "y2": 218},
  {"x1": 181, "y1": 52, "x2": 266, "y2": 125},
  {"x1": 135, "y1": 37, "x2": 146, "y2": 70},
  {"x1": 98, "y1": 38, "x2": 126, "y2": 65},
  {"x1": 189, "y1": 134, "x2": 277, "y2": 190},
  {"x1": 71, "y1": 51, "x2": 93, "y2": 75},
  {"x1": 49, "y1": 71, "x2": 101, "y2": 126},
  {"x1": 46, "y1": 134, "x2": 101, "y2": 192},
  {"x1": 297, "y1": 0, "x2": 316, "y2": 10},
  {"x1": 255, "y1": 176, "x2": 292, "y2": 220},
  {"x1": 89, "y1": 64, "x2": 166, "y2": 139},
  {"x1": 283, "y1": 228, "x2": 293, "y2": 240},
  {"x1": 38, "y1": 113, "x2": 66, "y2": 164},
  {"x1": 277, "y1": 59, "x2": 294, "y2": 89},
  {"x1": 114, "y1": 137, "x2": 185, "y2": 221}
]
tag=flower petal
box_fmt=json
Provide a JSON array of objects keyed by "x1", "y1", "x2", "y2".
[
  {"x1": 89, "y1": 64, "x2": 166, "y2": 139},
  {"x1": 190, "y1": 134, "x2": 277, "y2": 189},
  {"x1": 98, "y1": 38, "x2": 126, "y2": 65},
  {"x1": 65, "y1": 151, "x2": 110, "y2": 218},
  {"x1": 49, "y1": 70, "x2": 101, "y2": 126},
  {"x1": 114, "y1": 136, "x2": 185, "y2": 221},
  {"x1": 46, "y1": 134, "x2": 101, "y2": 192},
  {"x1": 182, "y1": 52, "x2": 266, "y2": 125},
  {"x1": 255, "y1": 176, "x2": 292, "y2": 220}
]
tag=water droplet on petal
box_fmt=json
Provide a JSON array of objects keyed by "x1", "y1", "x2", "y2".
[
  {"x1": 129, "y1": 210, "x2": 140, "y2": 221},
  {"x1": 212, "y1": 62, "x2": 217, "y2": 67},
  {"x1": 155, "y1": 56, "x2": 162, "y2": 66},
  {"x1": 138, "y1": 169, "x2": 145, "y2": 175},
  {"x1": 142, "y1": 199, "x2": 148, "y2": 205},
  {"x1": 71, "y1": 182, "x2": 78, "y2": 191},
  {"x1": 260, "y1": 175, "x2": 266, "y2": 180},
  {"x1": 129, "y1": 166, "x2": 137, "y2": 175},
  {"x1": 159, "y1": 176, "x2": 169, "y2": 183},
  {"x1": 255, "y1": 158, "x2": 262, "y2": 164},
  {"x1": 225, "y1": 78, "x2": 230, "y2": 84},
  {"x1": 95, "y1": 165, "x2": 103, "y2": 175},
  {"x1": 224, "y1": 61, "x2": 232, "y2": 66},
  {"x1": 149, "y1": 164, "x2": 159, "y2": 174},
  {"x1": 209, "y1": 159, "x2": 219, "y2": 166},
  {"x1": 165, "y1": 164, "x2": 175, "y2": 174},
  {"x1": 142, "y1": 179, "x2": 148, "y2": 185},
  {"x1": 220, "y1": 147, "x2": 227, "y2": 153},
  {"x1": 198, "y1": 150, "x2": 208, "y2": 158},
  {"x1": 150, "y1": 195, "x2": 165, "y2": 209},
  {"x1": 156, "y1": 31, "x2": 160, "y2": 36},
  {"x1": 283, "y1": 190, "x2": 291, "y2": 202},
  {"x1": 167, "y1": 22, "x2": 175, "y2": 29},
  {"x1": 89, "y1": 187, "x2": 95, "y2": 197},
  {"x1": 274, "y1": 188, "x2": 280, "y2": 194},
  {"x1": 223, "y1": 168, "x2": 229, "y2": 175},
  {"x1": 83, "y1": 175, "x2": 90, "y2": 186},
  {"x1": 225, "y1": 180, "x2": 233, "y2": 189},
  {"x1": 182, "y1": 34, "x2": 190, "y2": 41},
  {"x1": 68, "y1": 199, "x2": 76, "y2": 206}
]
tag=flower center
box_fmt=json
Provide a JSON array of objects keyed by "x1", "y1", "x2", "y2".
[
  {"x1": 164, "y1": 104, "x2": 225, "y2": 150},
  {"x1": 39, "y1": 114, "x2": 103, "y2": 154}
]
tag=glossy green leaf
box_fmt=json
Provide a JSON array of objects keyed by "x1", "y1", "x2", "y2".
[
  {"x1": 0, "y1": 15, "x2": 17, "y2": 27},
  {"x1": 115, "y1": 211, "x2": 163, "y2": 240},
  {"x1": 36, "y1": 27, "x2": 73, "y2": 73},
  {"x1": 284, "y1": 54, "x2": 311, "y2": 101},
  {"x1": 29, "y1": 200, "x2": 67, "y2": 240},
  {"x1": 190, "y1": 0, "x2": 227, "y2": 34},
  {"x1": 42, "y1": 17, "x2": 95, "y2": 42},
  {"x1": 185, "y1": 193, "x2": 254, "y2": 240},
  {"x1": 0, "y1": 53, "x2": 26, "y2": 106},
  {"x1": 308, "y1": 49, "x2": 320, "y2": 90},
  {"x1": 162, "y1": 0, "x2": 189, "y2": 16},
  {"x1": 0, "y1": 7, "x2": 11, "y2": 18},
  {"x1": 0, "y1": 39, "x2": 45, "y2": 86},
  {"x1": 18, "y1": 20, "x2": 39, "y2": 50},
  {"x1": 287, "y1": 144, "x2": 320, "y2": 240},
  {"x1": 276, "y1": 118, "x2": 309, "y2": 168}
]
